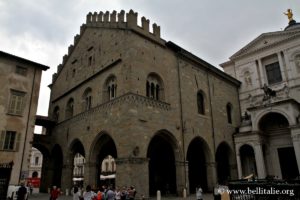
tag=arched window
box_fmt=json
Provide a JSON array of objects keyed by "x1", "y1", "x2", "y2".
[
  {"x1": 104, "y1": 76, "x2": 117, "y2": 101},
  {"x1": 32, "y1": 171, "x2": 38, "y2": 178},
  {"x1": 53, "y1": 106, "x2": 60, "y2": 121},
  {"x1": 66, "y1": 98, "x2": 74, "y2": 119},
  {"x1": 197, "y1": 91, "x2": 205, "y2": 115},
  {"x1": 146, "y1": 73, "x2": 164, "y2": 101},
  {"x1": 226, "y1": 103, "x2": 232, "y2": 124},
  {"x1": 82, "y1": 88, "x2": 92, "y2": 111}
]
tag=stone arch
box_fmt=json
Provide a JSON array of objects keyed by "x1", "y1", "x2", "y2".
[
  {"x1": 187, "y1": 136, "x2": 213, "y2": 193},
  {"x1": 239, "y1": 144, "x2": 256, "y2": 178},
  {"x1": 69, "y1": 138, "x2": 86, "y2": 186},
  {"x1": 70, "y1": 138, "x2": 86, "y2": 157},
  {"x1": 88, "y1": 131, "x2": 118, "y2": 187},
  {"x1": 65, "y1": 98, "x2": 74, "y2": 119},
  {"x1": 146, "y1": 72, "x2": 165, "y2": 101},
  {"x1": 254, "y1": 110, "x2": 293, "y2": 131},
  {"x1": 258, "y1": 112, "x2": 289, "y2": 133},
  {"x1": 103, "y1": 74, "x2": 117, "y2": 102},
  {"x1": 215, "y1": 141, "x2": 235, "y2": 184},
  {"x1": 82, "y1": 87, "x2": 92, "y2": 111},
  {"x1": 147, "y1": 130, "x2": 180, "y2": 196},
  {"x1": 257, "y1": 112, "x2": 299, "y2": 179}
]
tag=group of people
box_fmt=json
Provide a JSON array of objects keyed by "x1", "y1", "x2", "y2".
[{"x1": 72, "y1": 185, "x2": 137, "y2": 200}]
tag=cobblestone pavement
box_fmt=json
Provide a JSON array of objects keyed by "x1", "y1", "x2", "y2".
[{"x1": 27, "y1": 192, "x2": 214, "y2": 200}]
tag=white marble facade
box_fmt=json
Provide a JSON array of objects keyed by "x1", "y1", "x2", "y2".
[{"x1": 221, "y1": 21, "x2": 300, "y2": 180}]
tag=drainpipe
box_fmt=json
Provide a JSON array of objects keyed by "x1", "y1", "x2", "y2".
[
  {"x1": 175, "y1": 54, "x2": 187, "y2": 193},
  {"x1": 206, "y1": 71, "x2": 217, "y2": 184},
  {"x1": 19, "y1": 67, "x2": 37, "y2": 183}
]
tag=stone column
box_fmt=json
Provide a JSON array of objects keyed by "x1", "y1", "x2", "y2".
[
  {"x1": 60, "y1": 163, "x2": 74, "y2": 193},
  {"x1": 254, "y1": 143, "x2": 266, "y2": 178},
  {"x1": 236, "y1": 153, "x2": 243, "y2": 179},
  {"x1": 258, "y1": 59, "x2": 266, "y2": 85},
  {"x1": 206, "y1": 162, "x2": 217, "y2": 191},
  {"x1": 84, "y1": 161, "x2": 98, "y2": 189},
  {"x1": 175, "y1": 160, "x2": 188, "y2": 196},
  {"x1": 291, "y1": 127, "x2": 300, "y2": 174},
  {"x1": 40, "y1": 157, "x2": 52, "y2": 193},
  {"x1": 115, "y1": 157, "x2": 149, "y2": 198},
  {"x1": 277, "y1": 52, "x2": 287, "y2": 82}
]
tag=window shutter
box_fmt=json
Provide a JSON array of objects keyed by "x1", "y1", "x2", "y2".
[
  {"x1": 9, "y1": 95, "x2": 17, "y2": 113},
  {"x1": 14, "y1": 132, "x2": 21, "y2": 151},
  {"x1": 16, "y1": 96, "x2": 22, "y2": 115},
  {"x1": 0, "y1": 131, "x2": 5, "y2": 150}
]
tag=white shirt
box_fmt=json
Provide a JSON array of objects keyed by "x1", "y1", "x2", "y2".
[{"x1": 83, "y1": 191, "x2": 97, "y2": 200}]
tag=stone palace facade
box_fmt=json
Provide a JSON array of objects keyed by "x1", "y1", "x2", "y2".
[{"x1": 34, "y1": 10, "x2": 241, "y2": 197}]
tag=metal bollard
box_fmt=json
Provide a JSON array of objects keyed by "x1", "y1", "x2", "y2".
[
  {"x1": 157, "y1": 190, "x2": 161, "y2": 200},
  {"x1": 183, "y1": 188, "x2": 187, "y2": 198}
]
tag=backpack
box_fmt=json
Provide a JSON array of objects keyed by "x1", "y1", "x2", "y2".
[{"x1": 97, "y1": 191, "x2": 102, "y2": 200}]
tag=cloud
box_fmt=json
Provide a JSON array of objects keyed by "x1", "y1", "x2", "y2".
[{"x1": 1, "y1": 0, "x2": 299, "y2": 115}]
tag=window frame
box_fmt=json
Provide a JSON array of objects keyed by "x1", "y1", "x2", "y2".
[
  {"x1": 197, "y1": 91, "x2": 205, "y2": 115},
  {"x1": 226, "y1": 103, "x2": 233, "y2": 124},
  {"x1": 265, "y1": 62, "x2": 282, "y2": 85},
  {"x1": 15, "y1": 66, "x2": 28, "y2": 76},
  {"x1": 0, "y1": 131, "x2": 19, "y2": 151},
  {"x1": 8, "y1": 90, "x2": 26, "y2": 116}
]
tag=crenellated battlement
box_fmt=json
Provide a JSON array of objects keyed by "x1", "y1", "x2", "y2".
[
  {"x1": 52, "y1": 9, "x2": 163, "y2": 84},
  {"x1": 85, "y1": 9, "x2": 161, "y2": 38}
]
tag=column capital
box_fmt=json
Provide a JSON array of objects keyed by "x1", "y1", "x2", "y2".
[
  {"x1": 175, "y1": 160, "x2": 188, "y2": 166},
  {"x1": 206, "y1": 162, "x2": 216, "y2": 167}
]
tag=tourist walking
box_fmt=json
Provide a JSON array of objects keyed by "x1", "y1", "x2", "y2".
[
  {"x1": 17, "y1": 182, "x2": 27, "y2": 200},
  {"x1": 50, "y1": 186, "x2": 60, "y2": 200},
  {"x1": 115, "y1": 187, "x2": 121, "y2": 200},
  {"x1": 105, "y1": 186, "x2": 115, "y2": 200},
  {"x1": 196, "y1": 186, "x2": 203, "y2": 200},
  {"x1": 120, "y1": 187, "x2": 127, "y2": 200},
  {"x1": 73, "y1": 186, "x2": 81, "y2": 200},
  {"x1": 127, "y1": 186, "x2": 135, "y2": 200},
  {"x1": 83, "y1": 185, "x2": 97, "y2": 200}
]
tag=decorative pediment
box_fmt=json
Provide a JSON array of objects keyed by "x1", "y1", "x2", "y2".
[{"x1": 230, "y1": 30, "x2": 300, "y2": 59}]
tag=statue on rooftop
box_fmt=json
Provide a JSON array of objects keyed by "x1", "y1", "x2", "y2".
[{"x1": 284, "y1": 9, "x2": 294, "y2": 22}]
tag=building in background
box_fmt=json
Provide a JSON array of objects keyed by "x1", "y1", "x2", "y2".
[
  {"x1": 27, "y1": 147, "x2": 43, "y2": 188},
  {"x1": 73, "y1": 153, "x2": 85, "y2": 186},
  {"x1": 0, "y1": 51, "x2": 48, "y2": 189},
  {"x1": 221, "y1": 18, "x2": 300, "y2": 180}
]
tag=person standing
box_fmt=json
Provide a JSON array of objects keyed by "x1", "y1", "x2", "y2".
[
  {"x1": 73, "y1": 186, "x2": 81, "y2": 200},
  {"x1": 196, "y1": 186, "x2": 203, "y2": 200},
  {"x1": 105, "y1": 186, "x2": 115, "y2": 200},
  {"x1": 127, "y1": 186, "x2": 135, "y2": 200},
  {"x1": 83, "y1": 185, "x2": 97, "y2": 200},
  {"x1": 115, "y1": 187, "x2": 121, "y2": 200},
  {"x1": 17, "y1": 183, "x2": 27, "y2": 200},
  {"x1": 50, "y1": 186, "x2": 60, "y2": 200}
]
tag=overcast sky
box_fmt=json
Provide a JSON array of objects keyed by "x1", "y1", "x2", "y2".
[{"x1": 0, "y1": 0, "x2": 298, "y2": 116}]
